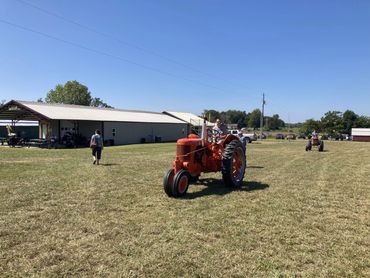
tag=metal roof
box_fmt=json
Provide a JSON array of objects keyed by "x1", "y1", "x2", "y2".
[
  {"x1": 163, "y1": 111, "x2": 213, "y2": 126},
  {"x1": 0, "y1": 120, "x2": 38, "y2": 126},
  {"x1": 0, "y1": 100, "x2": 186, "y2": 124},
  {"x1": 352, "y1": 128, "x2": 370, "y2": 136}
]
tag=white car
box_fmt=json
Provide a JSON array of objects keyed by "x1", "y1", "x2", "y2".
[
  {"x1": 229, "y1": 129, "x2": 257, "y2": 143},
  {"x1": 242, "y1": 132, "x2": 257, "y2": 143}
]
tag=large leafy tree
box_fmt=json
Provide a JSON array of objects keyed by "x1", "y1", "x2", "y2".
[
  {"x1": 321, "y1": 111, "x2": 343, "y2": 135},
  {"x1": 299, "y1": 119, "x2": 322, "y2": 134},
  {"x1": 44, "y1": 80, "x2": 112, "y2": 108},
  {"x1": 342, "y1": 110, "x2": 358, "y2": 134},
  {"x1": 203, "y1": 109, "x2": 220, "y2": 122},
  {"x1": 265, "y1": 114, "x2": 285, "y2": 130},
  {"x1": 46, "y1": 81, "x2": 91, "y2": 105},
  {"x1": 248, "y1": 109, "x2": 262, "y2": 129},
  {"x1": 90, "y1": 97, "x2": 112, "y2": 108},
  {"x1": 224, "y1": 110, "x2": 248, "y2": 128},
  {"x1": 354, "y1": 116, "x2": 370, "y2": 128}
]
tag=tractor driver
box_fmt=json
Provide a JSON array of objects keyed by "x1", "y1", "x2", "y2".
[
  {"x1": 312, "y1": 130, "x2": 318, "y2": 139},
  {"x1": 213, "y1": 118, "x2": 228, "y2": 137}
]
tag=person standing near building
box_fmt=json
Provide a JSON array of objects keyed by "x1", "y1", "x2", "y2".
[{"x1": 90, "y1": 129, "x2": 104, "y2": 165}]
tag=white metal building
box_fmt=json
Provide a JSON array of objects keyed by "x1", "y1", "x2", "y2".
[
  {"x1": 352, "y1": 128, "x2": 370, "y2": 142},
  {"x1": 0, "y1": 100, "x2": 188, "y2": 145}
]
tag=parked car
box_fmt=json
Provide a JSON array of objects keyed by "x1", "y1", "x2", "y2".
[
  {"x1": 275, "y1": 133, "x2": 285, "y2": 139},
  {"x1": 257, "y1": 133, "x2": 267, "y2": 139},
  {"x1": 297, "y1": 133, "x2": 306, "y2": 139},
  {"x1": 320, "y1": 134, "x2": 329, "y2": 140},
  {"x1": 343, "y1": 134, "x2": 351, "y2": 141},
  {"x1": 242, "y1": 132, "x2": 257, "y2": 143},
  {"x1": 286, "y1": 133, "x2": 296, "y2": 140}
]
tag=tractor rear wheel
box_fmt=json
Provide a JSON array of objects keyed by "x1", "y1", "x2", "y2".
[
  {"x1": 163, "y1": 169, "x2": 175, "y2": 197},
  {"x1": 319, "y1": 141, "x2": 324, "y2": 152},
  {"x1": 173, "y1": 169, "x2": 190, "y2": 198},
  {"x1": 306, "y1": 140, "x2": 312, "y2": 151},
  {"x1": 222, "y1": 140, "x2": 246, "y2": 187}
]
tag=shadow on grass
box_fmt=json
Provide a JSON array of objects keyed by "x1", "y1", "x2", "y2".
[
  {"x1": 184, "y1": 179, "x2": 269, "y2": 199},
  {"x1": 247, "y1": 165, "x2": 264, "y2": 169},
  {"x1": 306, "y1": 149, "x2": 330, "y2": 153},
  {"x1": 100, "y1": 163, "x2": 120, "y2": 166}
]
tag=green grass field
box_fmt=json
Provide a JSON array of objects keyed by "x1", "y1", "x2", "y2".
[{"x1": 1, "y1": 140, "x2": 370, "y2": 277}]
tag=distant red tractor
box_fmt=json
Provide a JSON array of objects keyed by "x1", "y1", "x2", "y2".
[
  {"x1": 306, "y1": 135, "x2": 324, "y2": 152},
  {"x1": 163, "y1": 121, "x2": 247, "y2": 198}
]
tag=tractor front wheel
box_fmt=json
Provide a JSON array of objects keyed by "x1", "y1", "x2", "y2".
[
  {"x1": 222, "y1": 140, "x2": 246, "y2": 187},
  {"x1": 306, "y1": 140, "x2": 312, "y2": 151},
  {"x1": 319, "y1": 141, "x2": 324, "y2": 152},
  {"x1": 163, "y1": 169, "x2": 175, "y2": 197},
  {"x1": 173, "y1": 170, "x2": 190, "y2": 198}
]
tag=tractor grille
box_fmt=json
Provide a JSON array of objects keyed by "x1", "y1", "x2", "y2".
[{"x1": 177, "y1": 145, "x2": 191, "y2": 161}]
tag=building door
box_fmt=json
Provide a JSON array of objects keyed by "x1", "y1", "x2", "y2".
[{"x1": 41, "y1": 123, "x2": 49, "y2": 139}]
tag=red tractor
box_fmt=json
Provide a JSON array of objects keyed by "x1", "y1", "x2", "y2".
[
  {"x1": 305, "y1": 135, "x2": 324, "y2": 152},
  {"x1": 163, "y1": 121, "x2": 247, "y2": 198}
]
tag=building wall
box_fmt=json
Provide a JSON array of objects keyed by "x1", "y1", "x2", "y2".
[
  {"x1": 103, "y1": 122, "x2": 187, "y2": 145},
  {"x1": 49, "y1": 120, "x2": 59, "y2": 138},
  {"x1": 48, "y1": 120, "x2": 186, "y2": 145},
  {"x1": 78, "y1": 120, "x2": 102, "y2": 141},
  {"x1": 352, "y1": 128, "x2": 370, "y2": 136},
  {"x1": 351, "y1": 128, "x2": 370, "y2": 142},
  {"x1": 352, "y1": 136, "x2": 370, "y2": 142}
]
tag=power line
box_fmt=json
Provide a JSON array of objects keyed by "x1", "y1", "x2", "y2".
[
  {"x1": 14, "y1": 0, "x2": 241, "y2": 87},
  {"x1": 0, "y1": 18, "x2": 230, "y2": 93}
]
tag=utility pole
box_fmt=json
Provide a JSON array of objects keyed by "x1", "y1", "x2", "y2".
[{"x1": 260, "y1": 93, "x2": 266, "y2": 141}]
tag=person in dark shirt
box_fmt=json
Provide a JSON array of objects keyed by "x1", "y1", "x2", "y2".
[{"x1": 90, "y1": 129, "x2": 104, "y2": 165}]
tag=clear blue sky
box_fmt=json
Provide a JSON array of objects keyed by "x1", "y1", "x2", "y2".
[{"x1": 1, "y1": 0, "x2": 369, "y2": 122}]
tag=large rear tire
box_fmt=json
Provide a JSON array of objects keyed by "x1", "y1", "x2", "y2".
[
  {"x1": 163, "y1": 169, "x2": 175, "y2": 197},
  {"x1": 173, "y1": 169, "x2": 190, "y2": 198},
  {"x1": 222, "y1": 140, "x2": 246, "y2": 187}
]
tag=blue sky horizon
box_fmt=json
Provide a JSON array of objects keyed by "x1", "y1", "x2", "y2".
[{"x1": 1, "y1": 0, "x2": 369, "y2": 122}]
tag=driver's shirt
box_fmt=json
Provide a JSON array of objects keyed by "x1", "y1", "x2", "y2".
[{"x1": 213, "y1": 124, "x2": 228, "y2": 135}]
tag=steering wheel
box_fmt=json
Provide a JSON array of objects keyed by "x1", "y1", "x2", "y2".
[{"x1": 208, "y1": 128, "x2": 225, "y2": 143}]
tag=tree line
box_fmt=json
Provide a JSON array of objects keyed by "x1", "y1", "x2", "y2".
[
  {"x1": 299, "y1": 110, "x2": 370, "y2": 136},
  {"x1": 204, "y1": 108, "x2": 370, "y2": 135},
  {"x1": 203, "y1": 109, "x2": 285, "y2": 130}
]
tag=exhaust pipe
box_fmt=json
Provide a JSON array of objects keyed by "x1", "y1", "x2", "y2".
[{"x1": 201, "y1": 118, "x2": 207, "y2": 146}]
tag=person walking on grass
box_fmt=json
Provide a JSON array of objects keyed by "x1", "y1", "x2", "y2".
[{"x1": 90, "y1": 129, "x2": 104, "y2": 165}]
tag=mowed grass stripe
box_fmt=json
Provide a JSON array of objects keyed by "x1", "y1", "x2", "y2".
[{"x1": 0, "y1": 141, "x2": 369, "y2": 277}]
